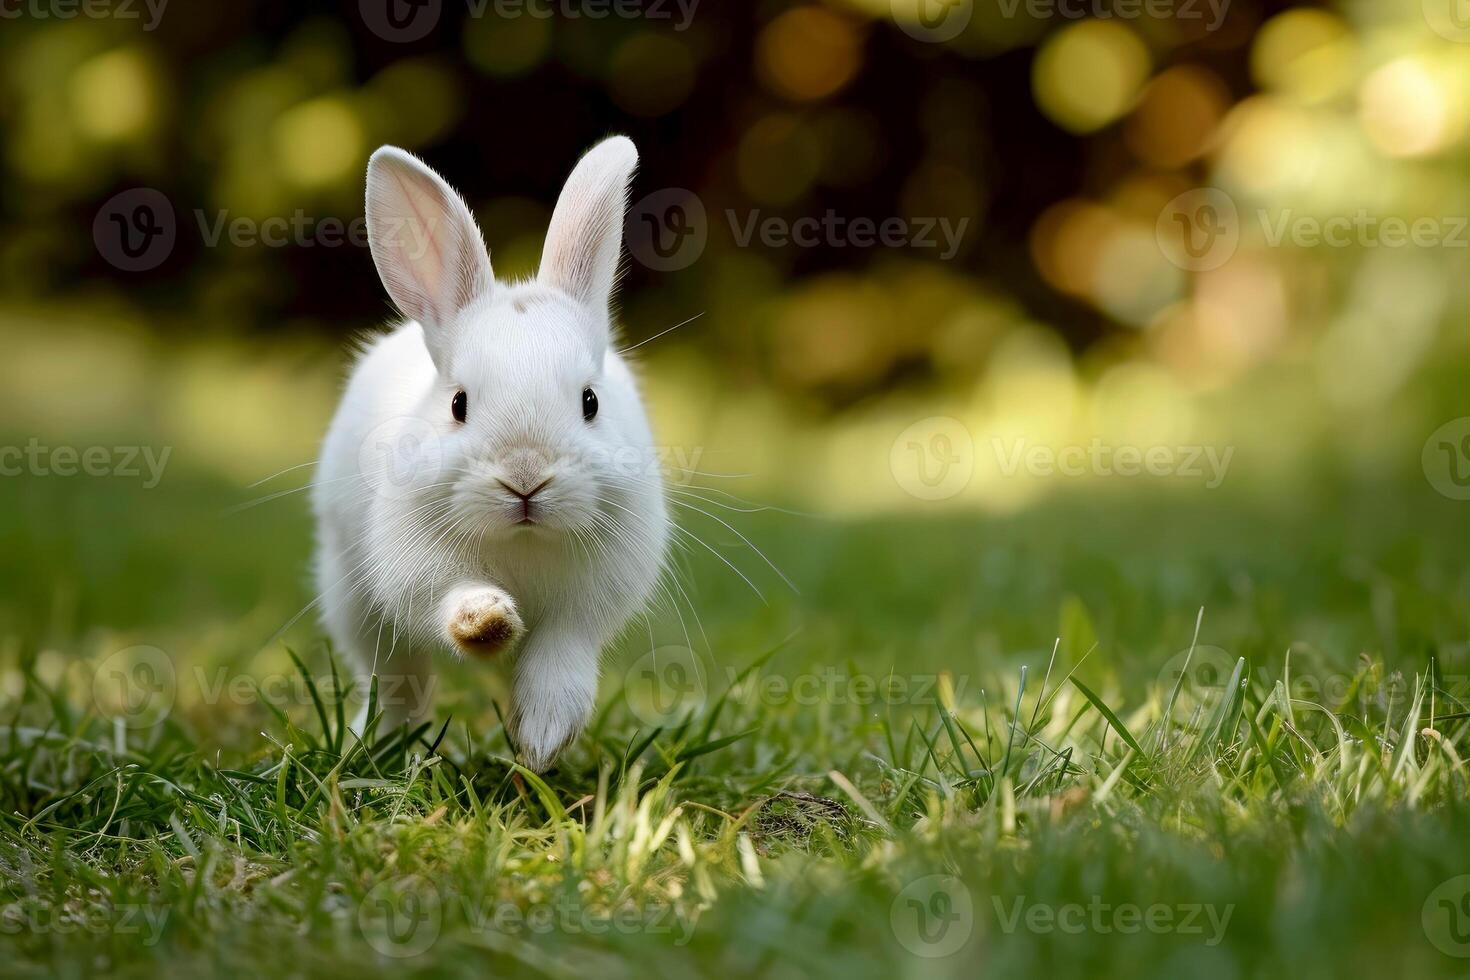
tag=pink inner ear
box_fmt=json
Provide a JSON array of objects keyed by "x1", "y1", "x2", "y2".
[
  {"x1": 369, "y1": 150, "x2": 492, "y2": 335},
  {"x1": 386, "y1": 170, "x2": 459, "y2": 326}
]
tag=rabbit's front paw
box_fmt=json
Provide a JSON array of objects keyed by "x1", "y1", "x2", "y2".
[
  {"x1": 509, "y1": 700, "x2": 587, "y2": 773},
  {"x1": 509, "y1": 659, "x2": 597, "y2": 772},
  {"x1": 446, "y1": 586, "x2": 523, "y2": 658}
]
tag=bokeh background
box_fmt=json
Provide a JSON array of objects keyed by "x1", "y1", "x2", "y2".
[{"x1": 0, "y1": 0, "x2": 1467, "y2": 716}]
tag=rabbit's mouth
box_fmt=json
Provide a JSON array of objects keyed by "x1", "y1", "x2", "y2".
[{"x1": 497, "y1": 476, "x2": 553, "y2": 527}]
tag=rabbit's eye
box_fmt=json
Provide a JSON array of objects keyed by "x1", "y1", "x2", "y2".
[
  {"x1": 582, "y1": 387, "x2": 598, "y2": 423},
  {"x1": 451, "y1": 390, "x2": 468, "y2": 423}
]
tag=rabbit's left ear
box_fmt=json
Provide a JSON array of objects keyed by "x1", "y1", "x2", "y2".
[{"x1": 538, "y1": 136, "x2": 638, "y2": 315}]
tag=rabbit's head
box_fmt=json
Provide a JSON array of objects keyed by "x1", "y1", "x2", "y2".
[{"x1": 364, "y1": 137, "x2": 656, "y2": 538}]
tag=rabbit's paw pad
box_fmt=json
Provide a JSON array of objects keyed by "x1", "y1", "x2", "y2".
[{"x1": 448, "y1": 588, "x2": 523, "y2": 657}]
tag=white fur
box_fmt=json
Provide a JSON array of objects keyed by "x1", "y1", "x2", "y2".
[{"x1": 313, "y1": 137, "x2": 667, "y2": 770}]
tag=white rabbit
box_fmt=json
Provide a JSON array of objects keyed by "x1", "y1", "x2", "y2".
[{"x1": 312, "y1": 136, "x2": 668, "y2": 771}]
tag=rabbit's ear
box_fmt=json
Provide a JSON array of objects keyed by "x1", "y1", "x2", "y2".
[
  {"x1": 366, "y1": 146, "x2": 492, "y2": 367},
  {"x1": 538, "y1": 136, "x2": 638, "y2": 316}
]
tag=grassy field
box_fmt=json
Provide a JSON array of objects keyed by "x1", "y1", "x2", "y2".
[{"x1": 3, "y1": 410, "x2": 1470, "y2": 979}]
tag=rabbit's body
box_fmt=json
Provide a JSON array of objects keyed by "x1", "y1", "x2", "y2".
[{"x1": 312, "y1": 138, "x2": 667, "y2": 770}]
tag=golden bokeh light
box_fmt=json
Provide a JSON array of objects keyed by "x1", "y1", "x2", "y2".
[
  {"x1": 1091, "y1": 361, "x2": 1193, "y2": 449},
  {"x1": 270, "y1": 96, "x2": 364, "y2": 189},
  {"x1": 1250, "y1": 9, "x2": 1354, "y2": 106},
  {"x1": 1030, "y1": 199, "x2": 1116, "y2": 298},
  {"x1": 1149, "y1": 258, "x2": 1287, "y2": 391},
  {"x1": 463, "y1": 13, "x2": 551, "y2": 77},
  {"x1": 1316, "y1": 250, "x2": 1446, "y2": 409},
  {"x1": 1193, "y1": 259, "x2": 1287, "y2": 369},
  {"x1": 1091, "y1": 224, "x2": 1183, "y2": 328},
  {"x1": 1359, "y1": 57, "x2": 1458, "y2": 159},
  {"x1": 773, "y1": 276, "x2": 892, "y2": 389},
  {"x1": 610, "y1": 33, "x2": 696, "y2": 117},
  {"x1": 1033, "y1": 20, "x2": 1151, "y2": 134},
  {"x1": 365, "y1": 59, "x2": 465, "y2": 149},
  {"x1": 1124, "y1": 65, "x2": 1230, "y2": 168},
  {"x1": 756, "y1": 7, "x2": 864, "y2": 102},
  {"x1": 69, "y1": 47, "x2": 158, "y2": 144},
  {"x1": 1214, "y1": 96, "x2": 1321, "y2": 199},
  {"x1": 737, "y1": 113, "x2": 823, "y2": 205}
]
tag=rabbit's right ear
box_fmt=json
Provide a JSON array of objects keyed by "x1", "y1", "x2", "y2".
[{"x1": 365, "y1": 146, "x2": 492, "y2": 369}]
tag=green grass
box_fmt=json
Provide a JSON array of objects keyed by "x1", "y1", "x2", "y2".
[{"x1": 3, "y1": 452, "x2": 1470, "y2": 979}]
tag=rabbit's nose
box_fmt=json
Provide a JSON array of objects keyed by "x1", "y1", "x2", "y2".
[
  {"x1": 496, "y1": 475, "x2": 553, "y2": 524},
  {"x1": 497, "y1": 448, "x2": 556, "y2": 499},
  {"x1": 496, "y1": 476, "x2": 553, "y2": 501}
]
